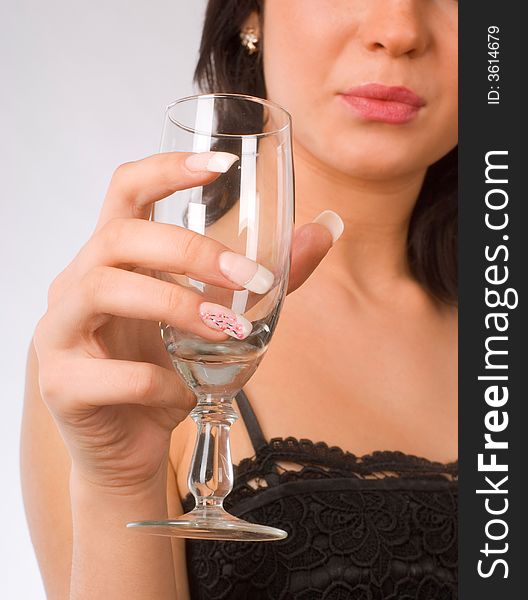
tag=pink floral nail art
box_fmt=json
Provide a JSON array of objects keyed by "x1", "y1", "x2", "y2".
[{"x1": 199, "y1": 302, "x2": 253, "y2": 340}]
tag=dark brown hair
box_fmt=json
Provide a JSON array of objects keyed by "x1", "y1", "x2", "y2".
[{"x1": 194, "y1": 0, "x2": 458, "y2": 305}]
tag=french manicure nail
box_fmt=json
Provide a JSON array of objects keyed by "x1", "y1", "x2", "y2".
[
  {"x1": 185, "y1": 151, "x2": 239, "y2": 173},
  {"x1": 199, "y1": 302, "x2": 253, "y2": 340},
  {"x1": 219, "y1": 251, "x2": 274, "y2": 294},
  {"x1": 312, "y1": 210, "x2": 345, "y2": 244}
]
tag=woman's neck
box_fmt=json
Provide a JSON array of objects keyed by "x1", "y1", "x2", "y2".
[{"x1": 293, "y1": 141, "x2": 427, "y2": 296}]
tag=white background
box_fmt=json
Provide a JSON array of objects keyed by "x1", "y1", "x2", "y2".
[{"x1": 1, "y1": 1, "x2": 207, "y2": 595}]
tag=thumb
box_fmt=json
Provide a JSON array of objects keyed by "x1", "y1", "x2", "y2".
[{"x1": 287, "y1": 210, "x2": 344, "y2": 294}]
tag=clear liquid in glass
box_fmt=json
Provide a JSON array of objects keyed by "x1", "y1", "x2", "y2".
[{"x1": 161, "y1": 316, "x2": 273, "y2": 398}]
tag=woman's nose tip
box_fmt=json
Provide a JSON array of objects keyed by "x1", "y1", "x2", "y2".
[{"x1": 363, "y1": 8, "x2": 428, "y2": 58}]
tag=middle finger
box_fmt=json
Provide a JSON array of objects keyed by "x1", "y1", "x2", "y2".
[{"x1": 77, "y1": 217, "x2": 275, "y2": 295}]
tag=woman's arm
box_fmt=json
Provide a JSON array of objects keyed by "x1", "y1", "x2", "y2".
[
  {"x1": 69, "y1": 466, "x2": 176, "y2": 599},
  {"x1": 20, "y1": 339, "x2": 189, "y2": 600}
]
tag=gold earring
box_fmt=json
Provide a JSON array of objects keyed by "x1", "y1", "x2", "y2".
[{"x1": 240, "y1": 28, "x2": 259, "y2": 55}]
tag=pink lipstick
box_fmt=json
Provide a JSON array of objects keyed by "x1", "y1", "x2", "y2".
[{"x1": 340, "y1": 83, "x2": 425, "y2": 124}]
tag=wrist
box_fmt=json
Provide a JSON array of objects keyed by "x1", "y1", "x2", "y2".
[
  {"x1": 69, "y1": 462, "x2": 171, "y2": 531},
  {"x1": 69, "y1": 460, "x2": 169, "y2": 503},
  {"x1": 68, "y1": 464, "x2": 176, "y2": 599}
]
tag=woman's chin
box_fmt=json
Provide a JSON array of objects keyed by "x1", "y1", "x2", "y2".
[
  {"x1": 322, "y1": 152, "x2": 430, "y2": 182},
  {"x1": 294, "y1": 129, "x2": 439, "y2": 181}
]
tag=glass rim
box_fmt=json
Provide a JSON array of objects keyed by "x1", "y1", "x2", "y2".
[{"x1": 165, "y1": 92, "x2": 292, "y2": 139}]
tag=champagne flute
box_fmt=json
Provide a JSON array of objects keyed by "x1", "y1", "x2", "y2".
[{"x1": 127, "y1": 93, "x2": 294, "y2": 541}]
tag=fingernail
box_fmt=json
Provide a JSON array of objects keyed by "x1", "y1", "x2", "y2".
[
  {"x1": 185, "y1": 151, "x2": 239, "y2": 173},
  {"x1": 199, "y1": 302, "x2": 253, "y2": 340},
  {"x1": 219, "y1": 251, "x2": 274, "y2": 294},
  {"x1": 312, "y1": 210, "x2": 345, "y2": 244}
]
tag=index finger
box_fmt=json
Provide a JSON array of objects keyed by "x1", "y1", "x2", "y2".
[{"x1": 94, "y1": 151, "x2": 239, "y2": 232}]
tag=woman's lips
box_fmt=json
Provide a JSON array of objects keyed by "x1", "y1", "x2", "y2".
[{"x1": 339, "y1": 83, "x2": 426, "y2": 124}]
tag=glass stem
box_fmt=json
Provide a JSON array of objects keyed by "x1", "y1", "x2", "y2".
[{"x1": 187, "y1": 393, "x2": 238, "y2": 511}]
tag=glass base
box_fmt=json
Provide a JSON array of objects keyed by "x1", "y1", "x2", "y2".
[{"x1": 126, "y1": 506, "x2": 288, "y2": 541}]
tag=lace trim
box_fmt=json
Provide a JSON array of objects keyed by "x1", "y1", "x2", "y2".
[
  {"x1": 238, "y1": 437, "x2": 457, "y2": 478},
  {"x1": 181, "y1": 436, "x2": 457, "y2": 509}
]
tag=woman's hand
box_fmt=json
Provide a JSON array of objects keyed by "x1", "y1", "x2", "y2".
[{"x1": 33, "y1": 151, "x2": 337, "y2": 493}]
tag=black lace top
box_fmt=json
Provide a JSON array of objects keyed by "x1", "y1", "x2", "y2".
[{"x1": 182, "y1": 390, "x2": 458, "y2": 599}]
